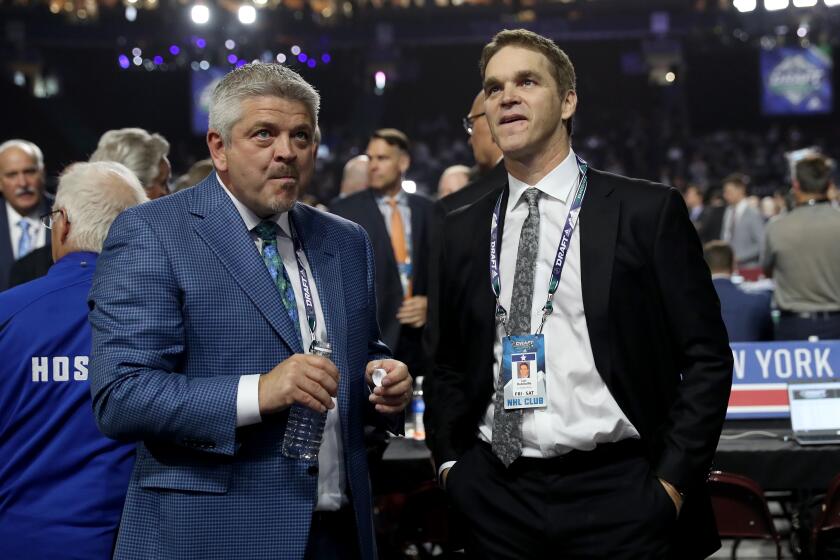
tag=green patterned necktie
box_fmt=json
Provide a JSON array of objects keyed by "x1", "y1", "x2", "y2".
[{"x1": 253, "y1": 221, "x2": 301, "y2": 335}]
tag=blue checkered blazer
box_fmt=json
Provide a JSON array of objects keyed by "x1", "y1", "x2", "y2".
[{"x1": 89, "y1": 175, "x2": 391, "y2": 560}]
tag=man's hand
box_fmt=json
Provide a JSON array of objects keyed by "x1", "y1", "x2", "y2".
[
  {"x1": 396, "y1": 295, "x2": 428, "y2": 328},
  {"x1": 366, "y1": 359, "x2": 412, "y2": 414},
  {"x1": 258, "y1": 354, "x2": 339, "y2": 416},
  {"x1": 659, "y1": 478, "x2": 683, "y2": 516}
]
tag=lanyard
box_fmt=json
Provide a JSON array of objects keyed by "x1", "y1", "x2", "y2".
[
  {"x1": 490, "y1": 155, "x2": 589, "y2": 336},
  {"x1": 286, "y1": 216, "x2": 318, "y2": 345}
]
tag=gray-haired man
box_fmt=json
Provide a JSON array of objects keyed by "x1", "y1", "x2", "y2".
[{"x1": 88, "y1": 62, "x2": 412, "y2": 560}]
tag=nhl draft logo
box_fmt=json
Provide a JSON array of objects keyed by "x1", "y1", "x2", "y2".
[{"x1": 768, "y1": 54, "x2": 825, "y2": 107}]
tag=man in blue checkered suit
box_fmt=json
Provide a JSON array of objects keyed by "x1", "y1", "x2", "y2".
[{"x1": 89, "y1": 62, "x2": 413, "y2": 560}]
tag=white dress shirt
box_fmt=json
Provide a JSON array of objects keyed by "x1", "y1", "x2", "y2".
[
  {"x1": 478, "y1": 149, "x2": 639, "y2": 458},
  {"x1": 220, "y1": 177, "x2": 347, "y2": 511},
  {"x1": 722, "y1": 199, "x2": 748, "y2": 242},
  {"x1": 6, "y1": 203, "x2": 47, "y2": 259}
]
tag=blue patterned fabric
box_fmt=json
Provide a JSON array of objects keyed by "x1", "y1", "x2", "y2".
[
  {"x1": 253, "y1": 220, "x2": 301, "y2": 336},
  {"x1": 88, "y1": 174, "x2": 391, "y2": 560}
]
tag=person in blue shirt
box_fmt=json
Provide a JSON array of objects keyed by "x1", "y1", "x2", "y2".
[
  {"x1": 0, "y1": 161, "x2": 148, "y2": 559},
  {"x1": 704, "y1": 240, "x2": 773, "y2": 342}
]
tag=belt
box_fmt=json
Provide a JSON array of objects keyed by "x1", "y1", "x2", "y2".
[
  {"x1": 779, "y1": 309, "x2": 840, "y2": 319},
  {"x1": 482, "y1": 438, "x2": 645, "y2": 474}
]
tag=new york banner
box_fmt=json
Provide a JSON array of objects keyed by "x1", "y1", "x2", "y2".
[
  {"x1": 761, "y1": 46, "x2": 833, "y2": 116},
  {"x1": 727, "y1": 341, "x2": 840, "y2": 419}
]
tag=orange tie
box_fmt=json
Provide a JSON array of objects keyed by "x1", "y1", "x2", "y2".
[{"x1": 389, "y1": 197, "x2": 412, "y2": 297}]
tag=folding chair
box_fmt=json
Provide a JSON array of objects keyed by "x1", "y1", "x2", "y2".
[
  {"x1": 707, "y1": 470, "x2": 782, "y2": 560},
  {"x1": 813, "y1": 473, "x2": 840, "y2": 559}
]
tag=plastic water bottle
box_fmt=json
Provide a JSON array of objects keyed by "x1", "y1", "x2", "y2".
[
  {"x1": 281, "y1": 341, "x2": 331, "y2": 461},
  {"x1": 412, "y1": 376, "x2": 425, "y2": 441}
]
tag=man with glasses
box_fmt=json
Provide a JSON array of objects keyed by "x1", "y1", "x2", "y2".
[
  {"x1": 0, "y1": 139, "x2": 51, "y2": 291},
  {"x1": 0, "y1": 161, "x2": 147, "y2": 559},
  {"x1": 438, "y1": 91, "x2": 505, "y2": 214}
]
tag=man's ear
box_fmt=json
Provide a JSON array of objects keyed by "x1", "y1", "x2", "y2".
[
  {"x1": 60, "y1": 214, "x2": 71, "y2": 246},
  {"x1": 207, "y1": 130, "x2": 228, "y2": 172},
  {"x1": 399, "y1": 153, "x2": 410, "y2": 174},
  {"x1": 561, "y1": 90, "x2": 578, "y2": 120}
]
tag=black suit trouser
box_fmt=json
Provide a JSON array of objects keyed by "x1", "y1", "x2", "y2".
[{"x1": 445, "y1": 440, "x2": 678, "y2": 560}]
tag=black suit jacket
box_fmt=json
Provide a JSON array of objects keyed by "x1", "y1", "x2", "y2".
[
  {"x1": 0, "y1": 198, "x2": 52, "y2": 291},
  {"x1": 330, "y1": 189, "x2": 435, "y2": 359},
  {"x1": 426, "y1": 168, "x2": 733, "y2": 558}
]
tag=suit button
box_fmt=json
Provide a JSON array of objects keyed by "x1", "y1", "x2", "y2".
[{"x1": 307, "y1": 465, "x2": 319, "y2": 476}]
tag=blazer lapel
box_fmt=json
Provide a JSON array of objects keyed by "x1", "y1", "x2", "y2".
[
  {"x1": 408, "y1": 194, "x2": 423, "y2": 268},
  {"x1": 0, "y1": 201, "x2": 14, "y2": 272},
  {"x1": 190, "y1": 177, "x2": 304, "y2": 354},
  {"x1": 579, "y1": 170, "x2": 619, "y2": 387},
  {"x1": 479, "y1": 185, "x2": 508, "y2": 386}
]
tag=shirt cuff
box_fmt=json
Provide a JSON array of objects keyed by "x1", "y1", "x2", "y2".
[
  {"x1": 438, "y1": 460, "x2": 456, "y2": 487},
  {"x1": 236, "y1": 374, "x2": 263, "y2": 428}
]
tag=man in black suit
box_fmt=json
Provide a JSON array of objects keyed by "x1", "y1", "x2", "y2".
[
  {"x1": 330, "y1": 129, "x2": 434, "y2": 378},
  {"x1": 0, "y1": 140, "x2": 51, "y2": 291},
  {"x1": 425, "y1": 29, "x2": 732, "y2": 559}
]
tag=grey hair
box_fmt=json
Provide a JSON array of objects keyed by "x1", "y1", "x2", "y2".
[
  {"x1": 55, "y1": 161, "x2": 148, "y2": 253},
  {"x1": 209, "y1": 62, "x2": 320, "y2": 145},
  {"x1": 89, "y1": 128, "x2": 170, "y2": 189},
  {"x1": 0, "y1": 139, "x2": 44, "y2": 170}
]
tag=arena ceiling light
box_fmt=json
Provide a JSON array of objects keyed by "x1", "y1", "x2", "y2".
[
  {"x1": 826, "y1": 0, "x2": 840, "y2": 6},
  {"x1": 733, "y1": 0, "x2": 757, "y2": 12},
  {"x1": 190, "y1": 4, "x2": 210, "y2": 24},
  {"x1": 792, "y1": 0, "x2": 817, "y2": 6},
  {"x1": 238, "y1": 4, "x2": 257, "y2": 24},
  {"x1": 764, "y1": 0, "x2": 789, "y2": 10}
]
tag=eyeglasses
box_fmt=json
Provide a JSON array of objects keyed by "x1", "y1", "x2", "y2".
[
  {"x1": 39, "y1": 208, "x2": 69, "y2": 230},
  {"x1": 462, "y1": 112, "x2": 486, "y2": 136}
]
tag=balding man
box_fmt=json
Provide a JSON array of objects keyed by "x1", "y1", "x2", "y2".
[
  {"x1": 439, "y1": 91, "x2": 506, "y2": 213},
  {"x1": 0, "y1": 161, "x2": 147, "y2": 559},
  {"x1": 437, "y1": 165, "x2": 471, "y2": 199},
  {"x1": 0, "y1": 140, "x2": 51, "y2": 290},
  {"x1": 339, "y1": 155, "x2": 370, "y2": 199}
]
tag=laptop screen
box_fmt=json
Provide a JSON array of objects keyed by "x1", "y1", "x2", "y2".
[{"x1": 788, "y1": 382, "x2": 840, "y2": 433}]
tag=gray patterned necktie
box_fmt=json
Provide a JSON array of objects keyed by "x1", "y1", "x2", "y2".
[{"x1": 492, "y1": 187, "x2": 541, "y2": 467}]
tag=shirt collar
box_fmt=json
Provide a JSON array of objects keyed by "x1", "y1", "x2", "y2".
[
  {"x1": 376, "y1": 188, "x2": 407, "y2": 206},
  {"x1": 506, "y1": 148, "x2": 579, "y2": 214},
  {"x1": 217, "y1": 173, "x2": 291, "y2": 237},
  {"x1": 6, "y1": 200, "x2": 41, "y2": 227}
]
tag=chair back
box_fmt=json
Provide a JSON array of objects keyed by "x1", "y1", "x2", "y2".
[
  {"x1": 813, "y1": 473, "x2": 840, "y2": 557},
  {"x1": 708, "y1": 470, "x2": 779, "y2": 541}
]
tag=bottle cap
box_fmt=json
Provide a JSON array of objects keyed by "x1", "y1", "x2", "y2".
[{"x1": 372, "y1": 368, "x2": 387, "y2": 387}]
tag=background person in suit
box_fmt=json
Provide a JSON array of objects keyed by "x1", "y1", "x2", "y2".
[
  {"x1": 425, "y1": 29, "x2": 732, "y2": 559},
  {"x1": 437, "y1": 164, "x2": 471, "y2": 199},
  {"x1": 330, "y1": 129, "x2": 435, "y2": 379},
  {"x1": 720, "y1": 173, "x2": 765, "y2": 268},
  {"x1": 0, "y1": 139, "x2": 51, "y2": 291},
  {"x1": 704, "y1": 241, "x2": 773, "y2": 342},
  {"x1": 88, "y1": 63, "x2": 412, "y2": 560},
  {"x1": 0, "y1": 161, "x2": 146, "y2": 560},
  {"x1": 438, "y1": 90, "x2": 506, "y2": 214}
]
